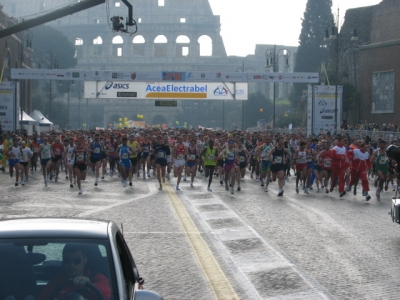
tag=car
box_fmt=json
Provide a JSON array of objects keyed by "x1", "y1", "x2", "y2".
[{"x1": 0, "y1": 218, "x2": 163, "y2": 300}]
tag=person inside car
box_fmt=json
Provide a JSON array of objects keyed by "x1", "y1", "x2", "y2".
[{"x1": 38, "y1": 243, "x2": 111, "y2": 300}]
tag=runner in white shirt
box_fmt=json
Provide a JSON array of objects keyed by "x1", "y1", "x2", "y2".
[
  {"x1": 19, "y1": 141, "x2": 33, "y2": 186},
  {"x1": 65, "y1": 138, "x2": 77, "y2": 188}
]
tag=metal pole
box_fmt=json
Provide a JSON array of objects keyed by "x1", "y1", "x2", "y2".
[
  {"x1": 222, "y1": 101, "x2": 225, "y2": 129},
  {"x1": 334, "y1": 8, "x2": 340, "y2": 134},
  {"x1": 78, "y1": 82, "x2": 81, "y2": 129},
  {"x1": 67, "y1": 83, "x2": 70, "y2": 130},
  {"x1": 273, "y1": 45, "x2": 276, "y2": 131}
]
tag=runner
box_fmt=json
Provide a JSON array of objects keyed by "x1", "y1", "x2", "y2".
[
  {"x1": 51, "y1": 137, "x2": 64, "y2": 182},
  {"x1": 6, "y1": 137, "x2": 23, "y2": 186},
  {"x1": 39, "y1": 137, "x2": 52, "y2": 187},
  {"x1": 235, "y1": 140, "x2": 250, "y2": 191},
  {"x1": 30, "y1": 135, "x2": 40, "y2": 175},
  {"x1": 65, "y1": 138, "x2": 76, "y2": 188},
  {"x1": 73, "y1": 136, "x2": 88, "y2": 194},
  {"x1": 330, "y1": 137, "x2": 349, "y2": 197},
  {"x1": 370, "y1": 140, "x2": 388, "y2": 200},
  {"x1": 172, "y1": 136, "x2": 187, "y2": 191},
  {"x1": 348, "y1": 142, "x2": 372, "y2": 201},
  {"x1": 293, "y1": 141, "x2": 308, "y2": 194},
  {"x1": 257, "y1": 136, "x2": 273, "y2": 191},
  {"x1": 127, "y1": 134, "x2": 139, "y2": 186},
  {"x1": 116, "y1": 136, "x2": 134, "y2": 188},
  {"x1": 88, "y1": 133, "x2": 105, "y2": 186},
  {"x1": 269, "y1": 136, "x2": 290, "y2": 196},
  {"x1": 186, "y1": 138, "x2": 199, "y2": 188},
  {"x1": 153, "y1": 135, "x2": 171, "y2": 190},
  {"x1": 20, "y1": 141, "x2": 33, "y2": 186},
  {"x1": 201, "y1": 139, "x2": 218, "y2": 192},
  {"x1": 218, "y1": 139, "x2": 237, "y2": 194},
  {"x1": 140, "y1": 135, "x2": 152, "y2": 179}
]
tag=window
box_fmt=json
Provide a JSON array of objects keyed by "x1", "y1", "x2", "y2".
[
  {"x1": 117, "y1": 48, "x2": 122, "y2": 57},
  {"x1": 138, "y1": 18, "x2": 142, "y2": 23},
  {"x1": 75, "y1": 38, "x2": 83, "y2": 46},
  {"x1": 158, "y1": 0, "x2": 165, "y2": 6},
  {"x1": 116, "y1": 233, "x2": 136, "y2": 297},
  {"x1": 115, "y1": 1, "x2": 120, "y2": 7},
  {"x1": 180, "y1": 18, "x2": 186, "y2": 23},
  {"x1": 182, "y1": 47, "x2": 189, "y2": 56}
]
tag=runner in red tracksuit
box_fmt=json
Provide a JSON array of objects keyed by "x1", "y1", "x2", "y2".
[
  {"x1": 348, "y1": 143, "x2": 372, "y2": 201},
  {"x1": 330, "y1": 137, "x2": 349, "y2": 197}
]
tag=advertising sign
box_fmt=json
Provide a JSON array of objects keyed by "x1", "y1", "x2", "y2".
[
  {"x1": 0, "y1": 82, "x2": 16, "y2": 132},
  {"x1": 84, "y1": 81, "x2": 249, "y2": 100},
  {"x1": 12, "y1": 68, "x2": 319, "y2": 83},
  {"x1": 312, "y1": 85, "x2": 343, "y2": 134}
]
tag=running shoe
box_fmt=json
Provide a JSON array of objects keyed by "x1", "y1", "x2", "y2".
[
  {"x1": 66, "y1": 176, "x2": 68, "y2": 180},
  {"x1": 70, "y1": 184, "x2": 73, "y2": 188},
  {"x1": 190, "y1": 183, "x2": 194, "y2": 188},
  {"x1": 21, "y1": 180, "x2": 25, "y2": 186},
  {"x1": 237, "y1": 186, "x2": 241, "y2": 191},
  {"x1": 15, "y1": 181, "x2": 18, "y2": 186},
  {"x1": 158, "y1": 185, "x2": 163, "y2": 190},
  {"x1": 230, "y1": 188, "x2": 234, "y2": 194},
  {"x1": 225, "y1": 183, "x2": 229, "y2": 191},
  {"x1": 375, "y1": 188, "x2": 380, "y2": 201},
  {"x1": 353, "y1": 185, "x2": 357, "y2": 196},
  {"x1": 346, "y1": 185, "x2": 351, "y2": 192},
  {"x1": 340, "y1": 191, "x2": 346, "y2": 197},
  {"x1": 278, "y1": 190, "x2": 284, "y2": 196},
  {"x1": 129, "y1": 182, "x2": 132, "y2": 186},
  {"x1": 385, "y1": 185, "x2": 388, "y2": 191},
  {"x1": 176, "y1": 185, "x2": 181, "y2": 190},
  {"x1": 78, "y1": 189, "x2": 82, "y2": 194},
  {"x1": 296, "y1": 187, "x2": 299, "y2": 194},
  {"x1": 207, "y1": 187, "x2": 212, "y2": 192},
  {"x1": 123, "y1": 180, "x2": 127, "y2": 187},
  {"x1": 366, "y1": 194, "x2": 371, "y2": 201},
  {"x1": 264, "y1": 187, "x2": 269, "y2": 192},
  {"x1": 220, "y1": 179, "x2": 223, "y2": 185}
]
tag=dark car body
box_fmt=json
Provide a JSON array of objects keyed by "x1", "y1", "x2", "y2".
[{"x1": 0, "y1": 218, "x2": 162, "y2": 300}]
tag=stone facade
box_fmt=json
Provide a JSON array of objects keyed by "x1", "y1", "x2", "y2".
[
  {"x1": 2, "y1": 0, "x2": 296, "y2": 129},
  {"x1": 340, "y1": 0, "x2": 400, "y2": 125}
]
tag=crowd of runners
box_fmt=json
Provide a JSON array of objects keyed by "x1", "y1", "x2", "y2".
[{"x1": 1, "y1": 128, "x2": 399, "y2": 201}]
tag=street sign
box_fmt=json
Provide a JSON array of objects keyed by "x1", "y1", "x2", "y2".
[{"x1": 155, "y1": 100, "x2": 177, "y2": 107}]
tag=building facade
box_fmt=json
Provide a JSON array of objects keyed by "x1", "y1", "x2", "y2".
[{"x1": 3, "y1": 0, "x2": 297, "y2": 129}]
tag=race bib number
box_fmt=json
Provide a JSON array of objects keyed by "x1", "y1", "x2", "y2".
[
  {"x1": 94, "y1": 148, "x2": 100, "y2": 154},
  {"x1": 42, "y1": 148, "x2": 51, "y2": 159},
  {"x1": 157, "y1": 152, "x2": 165, "y2": 158},
  {"x1": 324, "y1": 159, "x2": 331, "y2": 167},
  {"x1": 122, "y1": 153, "x2": 128, "y2": 159},
  {"x1": 177, "y1": 154, "x2": 184, "y2": 160},
  {"x1": 208, "y1": 154, "x2": 215, "y2": 160},
  {"x1": 10, "y1": 152, "x2": 17, "y2": 159},
  {"x1": 239, "y1": 156, "x2": 245, "y2": 162},
  {"x1": 34, "y1": 147, "x2": 39, "y2": 152},
  {"x1": 54, "y1": 148, "x2": 60, "y2": 155},
  {"x1": 379, "y1": 157, "x2": 386, "y2": 164},
  {"x1": 77, "y1": 154, "x2": 84, "y2": 162},
  {"x1": 274, "y1": 156, "x2": 283, "y2": 164},
  {"x1": 227, "y1": 153, "x2": 234, "y2": 160},
  {"x1": 188, "y1": 154, "x2": 196, "y2": 160}
]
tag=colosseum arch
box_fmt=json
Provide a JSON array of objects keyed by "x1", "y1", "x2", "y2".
[
  {"x1": 75, "y1": 37, "x2": 84, "y2": 59},
  {"x1": 198, "y1": 35, "x2": 212, "y2": 56},
  {"x1": 132, "y1": 35, "x2": 145, "y2": 56},
  {"x1": 112, "y1": 35, "x2": 124, "y2": 57},
  {"x1": 154, "y1": 35, "x2": 168, "y2": 57},
  {"x1": 93, "y1": 36, "x2": 103, "y2": 57},
  {"x1": 176, "y1": 35, "x2": 190, "y2": 57},
  {"x1": 152, "y1": 115, "x2": 167, "y2": 126},
  {"x1": 108, "y1": 114, "x2": 122, "y2": 127},
  {"x1": 88, "y1": 113, "x2": 103, "y2": 129}
]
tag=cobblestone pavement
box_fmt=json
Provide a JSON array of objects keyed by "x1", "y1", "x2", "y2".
[{"x1": 1, "y1": 168, "x2": 400, "y2": 299}]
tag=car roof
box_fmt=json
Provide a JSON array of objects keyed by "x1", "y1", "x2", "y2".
[{"x1": 0, "y1": 218, "x2": 112, "y2": 239}]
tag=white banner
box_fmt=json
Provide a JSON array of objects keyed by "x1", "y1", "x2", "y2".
[
  {"x1": 12, "y1": 69, "x2": 319, "y2": 83},
  {"x1": 0, "y1": 82, "x2": 17, "y2": 132},
  {"x1": 312, "y1": 85, "x2": 343, "y2": 134},
  {"x1": 84, "y1": 81, "x2": 249, "y2": 100}
]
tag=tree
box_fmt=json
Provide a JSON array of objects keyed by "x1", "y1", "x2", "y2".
[
  {"x1": 289, "y1": 0, "x2": 333, "y2": 108},
  {"x1": 243, "y1": 92, "x2": 273, "y2": 128},
  {"x1": 31, "y1": 25, "x2": 77, "y2": 69}
]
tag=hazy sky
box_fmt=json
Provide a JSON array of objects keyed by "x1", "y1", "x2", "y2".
[{"x1": 208, "y1": 0, "x2": 382, "y2": 57}]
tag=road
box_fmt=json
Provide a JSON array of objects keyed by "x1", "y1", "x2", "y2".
[{"x1": 1, "y1": 168, "x2": 399, "y2": 299}]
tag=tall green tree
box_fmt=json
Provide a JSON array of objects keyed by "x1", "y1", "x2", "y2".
[{"x1": 290, "y1": 0, "x2": 333, "y2": 108}]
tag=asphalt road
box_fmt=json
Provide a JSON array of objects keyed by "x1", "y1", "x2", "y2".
[{"x1": 1, "y1": 168, "x2": 399, "y2": 299}]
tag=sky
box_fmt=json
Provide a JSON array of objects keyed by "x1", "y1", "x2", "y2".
[{"x1": 208, "y1": 0, "x2": 383, "y2": 57}]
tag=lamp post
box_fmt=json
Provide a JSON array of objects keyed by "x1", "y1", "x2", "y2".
[
  {"x1": 265, "y1": 45, "x2": 291, "y2": 130},
  {"x1": 19, "y1": 29, "x2": 33, "y2": 132},
  {"x1": 236, "y1": 60, "x2": 254, "y2": 130},
  {"x1": 67, "y1": 81, "x2": 75, "y2": 130}
]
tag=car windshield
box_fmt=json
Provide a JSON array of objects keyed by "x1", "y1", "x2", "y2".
[{"x1": 0, "y1": 238, "x2": 118, "y2": 300}]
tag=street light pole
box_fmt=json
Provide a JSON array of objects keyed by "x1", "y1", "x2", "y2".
[
  {"x1": 236, "y1": 60, "x2": 255, "y2": 130},
  {"x1": 265, "y1": 46, "x2": 291, "y2": 131}
]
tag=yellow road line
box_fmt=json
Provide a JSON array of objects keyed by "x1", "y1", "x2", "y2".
[{"x1": 164, "y1": 183, "x2": 239, "y2": 300}]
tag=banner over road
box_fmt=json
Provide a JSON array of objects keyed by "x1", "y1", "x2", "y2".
[
  {"x1": 84, "y1": 81, "x2": 249, "y2": 100},
  {"x1": 12, "y1": 69, "x2": 319, "y2": 83}
]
